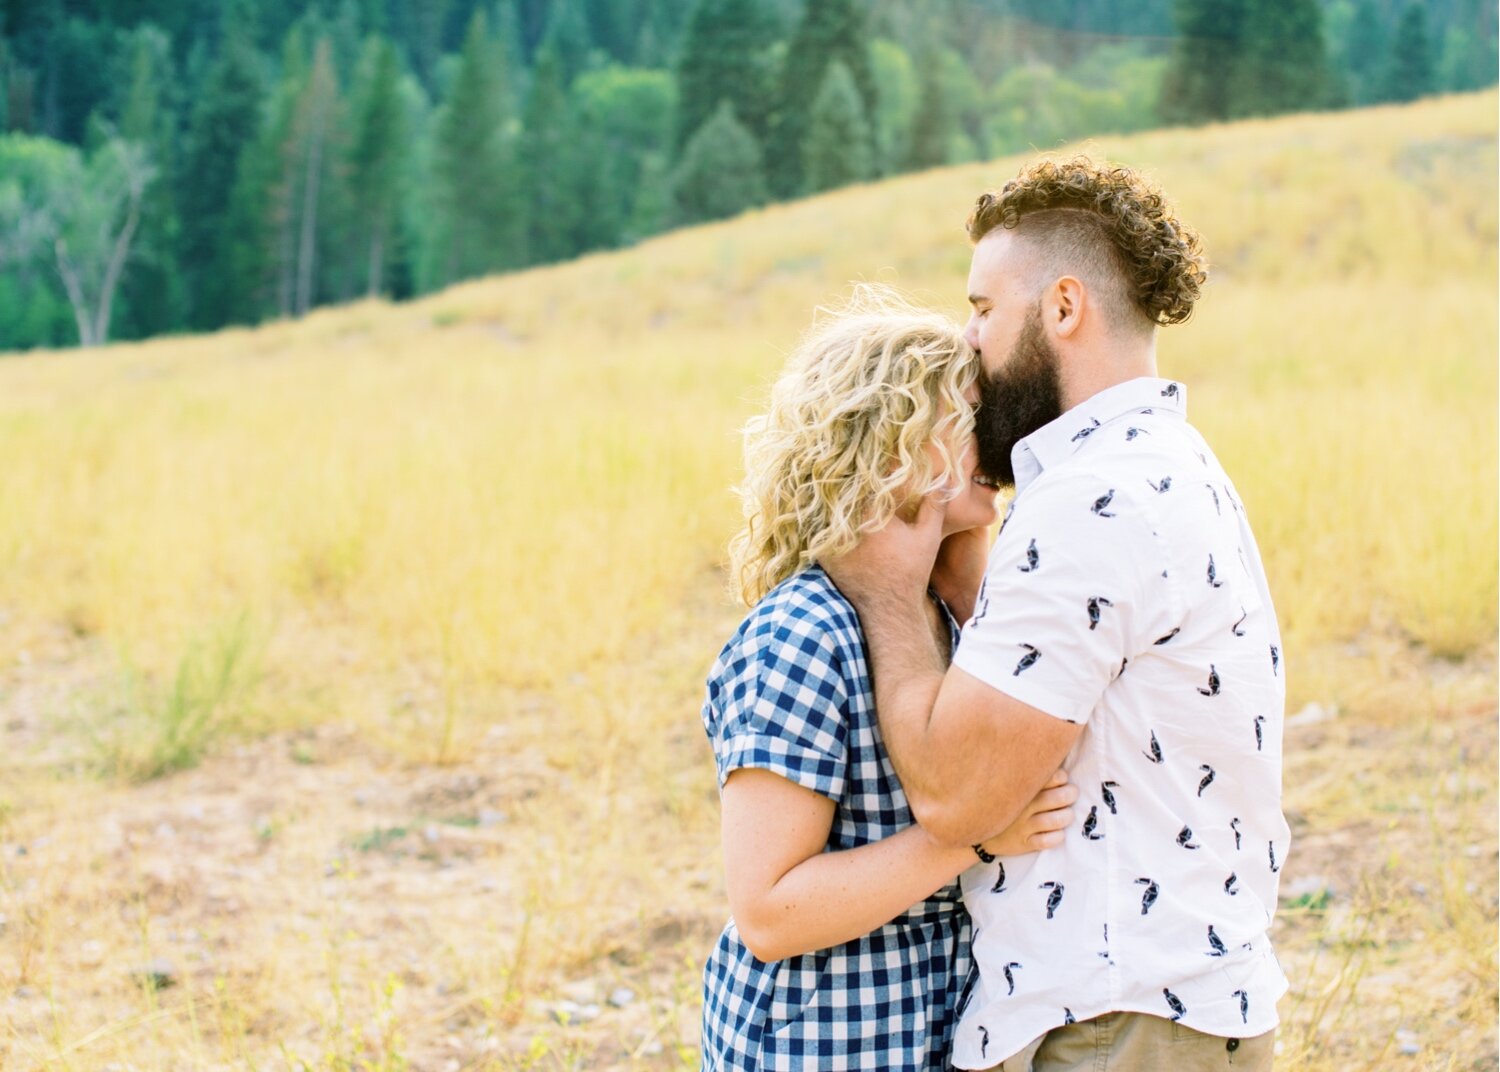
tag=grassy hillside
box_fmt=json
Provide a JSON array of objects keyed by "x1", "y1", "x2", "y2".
[{"x1": 0, "y1": 91, "x2": 1494, "y2": 1069}]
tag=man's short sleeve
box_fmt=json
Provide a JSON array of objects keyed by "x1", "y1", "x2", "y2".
[
  {"x1": 954, "y1": 473, "x2": 1175, "y2": 724},
  {"x1": 709, "y1": 613, "x2": 850, "y2": 802}
]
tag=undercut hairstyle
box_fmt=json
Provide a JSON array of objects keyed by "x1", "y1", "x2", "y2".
[
  {"x1": 729, "y1": 285, "x2": 977, "y2": 606},
  {"x1": 967, "y1": 156, "x2": 1208, "y2": 331}
]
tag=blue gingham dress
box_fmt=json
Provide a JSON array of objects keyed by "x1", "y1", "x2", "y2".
[{"x1": 700, "y1": 566, "x2": 973, "y2": 1070}]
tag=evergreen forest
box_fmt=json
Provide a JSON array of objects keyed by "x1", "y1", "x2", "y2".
[{"x1": 0, "y1": 0, "x2": 1494, "y2": 350}]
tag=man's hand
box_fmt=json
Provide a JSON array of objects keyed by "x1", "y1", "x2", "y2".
[
  {"x1": 929, "y1": 524, "x2": 992, "y2": 625},
  {"x1": 975, "y1": 768, "x2": 1077, "y2": 857},
  {"x1": 823, "y1": 494, "x2": 946, "y2": 608}
]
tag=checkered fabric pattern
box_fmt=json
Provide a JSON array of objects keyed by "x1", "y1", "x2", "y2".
[{"x1": 700, "y1": 566, "x2": 972, "y2": 1071}]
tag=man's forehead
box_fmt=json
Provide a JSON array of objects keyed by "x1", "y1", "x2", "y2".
[{"x1": 967, "y1": 230, "x2": 1025, "y2": 298}]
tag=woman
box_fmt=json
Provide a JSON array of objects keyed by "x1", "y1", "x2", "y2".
[{"x1": 700, "y1": 286, "x2": 1078, "y2": 1069}]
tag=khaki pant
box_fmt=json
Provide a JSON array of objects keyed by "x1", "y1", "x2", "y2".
[{"x1": 982, "y1": 1012, "x2": 1274, "y2": 1072}]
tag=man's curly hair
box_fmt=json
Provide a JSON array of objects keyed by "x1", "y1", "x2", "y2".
[{"x1": 967, "y1": 156, "x2": 1208, "y2": 327}]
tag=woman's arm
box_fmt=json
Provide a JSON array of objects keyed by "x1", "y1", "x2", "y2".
[{"x1": 721, "y1": 767, "x2": 1076, "y2": 963}]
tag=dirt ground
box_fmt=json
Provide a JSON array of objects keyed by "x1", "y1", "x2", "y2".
[{"x1": 0, "y1": 619, "x2": 1495, "y2": 1070}]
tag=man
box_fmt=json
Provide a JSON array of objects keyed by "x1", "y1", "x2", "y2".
[{"x1": 825, "y1": 157, "x2": 1289, "y2": 1070}]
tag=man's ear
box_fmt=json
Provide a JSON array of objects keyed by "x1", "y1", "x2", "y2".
[{"x1": 1049, "y1": 276, "x2": 1086, "y2": 340}]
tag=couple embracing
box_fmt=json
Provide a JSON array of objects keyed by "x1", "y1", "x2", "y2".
[{"x1": 699, "y1": 157, "x2": 1290, "y2": 1071}]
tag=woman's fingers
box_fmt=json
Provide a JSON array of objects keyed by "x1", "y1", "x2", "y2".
[
  {"x1": 1028, "y1": 783, "x2": 1079, "y2": 815},
  {"x1": 1028, "y1": 805, "x2": 1076, "y2": 834}
]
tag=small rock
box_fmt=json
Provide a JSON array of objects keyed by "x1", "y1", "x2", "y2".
[
  {"x1": 1395, "y1": 1028, "x2": 1421, "y2": 1056},
  {"x1": 551, "y1": 999, "x2": 601, "y2": 1024},
  {"x1": 1286, "y1": 702, "x2": 1338, "y2": 728},
  {"x1": 608, "y1": 987, "x2": 636, "y2": 1008},
  {"x1": 477, "y1": 808, "x2": 508, "y2": 828},
  {"x1": 129, "y1": 957, "x2": 178, "y2": 990},
  {"x1": 561, "y1": 979, "x2": 599, "y2": 1003},
  {"x1": 14, "y1": 985, "x2": 34, "y2": 999},
  {"x1": 423, "y1": 824, "x2": 441, "y2": 844}
]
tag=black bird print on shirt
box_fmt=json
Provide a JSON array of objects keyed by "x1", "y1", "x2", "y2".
[
  {"x1": 1161, "y1": 383, "x2": 1180, "y2": 399},
  {"x1": 1269, "y1": 841, "x2": 1281, "y2": 873},
  {"x1": 1178, "y1": 825, "x2": 1201, "y2": 850},
  {"x1": 1231, "y1": 818, "x2": 1243, "y2": 850},
  {"x1": 1136, "y1": 877, "x2": 1159, "y2": 915},
  {"x1": 1254, "y1": 715, "x2": 1266, "y2": 751},
  {"x1": 1102, "y1": 781, "x2": 1119, "y2": 814},
  {"x1": 1225, "y1": 872, "x2": 1240, "y2": 895},
  {"x1": 1014, "y1": 644, "x2": 1041, "y2": 676},
  {"x1": 1154, "y1": 627, "x2": 1180, "y2": 645},
  {"x1": 1018, "y1": 538, "x2": 1040, "y2": 572},
  {"x1": 1072, "y1": 418, "x2": 1101, "y2": 441},
  {"x1": 1039, "y1": 881, "x2": 1064, "y2": 919},
  {"x1": 1148, "y1": 475, "x2": 1172, "y2": 493},
  {"x1": 1126, "y1": 426, "x2": 1151, "y2": 441},
  {"x1": 1198, "y1": 765, "x2": 1216, "y2": 795},
  {"x1": 1082, "y1": 806, "x2": 1103, "y2": 840},
  {"x1": 1003, "y1": 962, "x2": 1021, "y2": 996},
  {"x1": 979, "y1": 1026, "x2": 989, "y2": 1059},
  {"x1": 1207, "y1": 925, "x2": 1228, "y2": 957},
  {"x1": 1270, "y1": 645, "x2": 1280, "y2": 675},
  {"x1": 1164, "y1": 988, "x2": 1187, "y2": 1021},
  {"x1": 991, "y1": 861, "x2": 1007, "y2": 894},
  {"x1": 1064, "y1": 1008, "x2": 1076, "y2": 1025},
  {"x1": 1233, "y1": 989, "x2": 1249, "y2": 1024},
  {"x1": 1206, "y1": 483, "x2": 1222, "y2": 514},
  {"x1": 1086, "y1": 596, "x2": 1113, "y2": 630},
  {"x1": 1091, "y1": 489, "x2": 1117, "y2": 517},
  {"x1": 1198, "y1": 665, "x2": 1221, "y2": 696},
  {"x1": 1143, "y1": 730, "x2": 1164, "y2": 763},
  {"x1": 1208, "y1": 554, "x2": 1224, "y2": 587},
  {"x1": 1116, "y1": 657, "x2": 1129, "y2": 678},
  {"x1": 1232, "y1": 608, "x2": 1248, "y2": 636}
]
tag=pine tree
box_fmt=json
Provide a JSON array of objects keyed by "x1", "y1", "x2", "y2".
[
  {"x1": 671, "y1": 101, "x2": 766, "y2": 224},
  {"x1": 907, "y1": 47, "x2": 960, "y2": 170},
  {"x1": 348, "y1": 36, "x2": 404, "y2": 296},
  {"x1": 674, "y1": 0, "x2": 777, "y2": 150},
  {"x1": 802, "y1": 61, "x2": 871, "y2": 193},
  {"x1": 177, "y1": 2, "x2": 264, "y2": 330},
  {"x1": 1232, "y1": 0, "x2": 1327, "y2": 117},
  {"x1": 1159, "y1": 0, "x2": 1247, "y2": 123},
  {"x1": 765, "y1": 0, "x2": 874, "y2": 197},
  {"x1": 870, "y1": 39, "x2": 917, "y2": 177},
  {"x1": 1383, "y1": 3, "x2": 1434, "y2": 103},
  {"x1": 1343, "y1": 0, "x2": 1387, "y2": 104},
  {"x1": 433, "y1": 10, "x2": 522, "y2": 282},
  {"x1": 519, "y1": 47, "x2": 586, "y2": 264},
  {"x1": 538, "y1": 0, "x2": 593, "y2": 85},
  {"x1": 1437, "y1": 0, "x2": 1496, "y2": 93}
]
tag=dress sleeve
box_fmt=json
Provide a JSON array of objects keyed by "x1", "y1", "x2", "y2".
[
  {"x1": 954, "y1": 472, "x2": 1177, "y2": 724},
  {"x1": 710, "y1": 613, "x2": 850, "y2": 803}
]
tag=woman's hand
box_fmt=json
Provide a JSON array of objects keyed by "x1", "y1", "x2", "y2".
[
  {"x1": 929, "y1": 524, "x2": 992, "y2": 625},
  {"x1": 975, "y1": 768, "x2": 1077, "y2": 857}
]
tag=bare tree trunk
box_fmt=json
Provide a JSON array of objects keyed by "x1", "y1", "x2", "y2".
[
  {"x1": 92, "y1": 169, "x2": 145, "y2": 345},
  {"x1": 52, "y1": 236, "x2": 98, "y2": 347},
  {"x1": 366, "y1": 224, "x2": 384, "y2": 298}
]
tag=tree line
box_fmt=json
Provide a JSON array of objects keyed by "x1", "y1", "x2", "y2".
[{"x1": 0, "y1": 0, "x2": 1493, "y2": 351}]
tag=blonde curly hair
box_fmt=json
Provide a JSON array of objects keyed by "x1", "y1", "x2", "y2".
[{"x1": 728, "y1": 285, "x2": 978, "y2": 606}]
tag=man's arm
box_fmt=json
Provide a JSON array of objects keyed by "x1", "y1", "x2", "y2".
[
  {"x1": 849, "y1": 575, "x2": 1082, "y2": 847},
  {"x1": 826, "y1": 497, "x2": 1084, "y2": 846}
]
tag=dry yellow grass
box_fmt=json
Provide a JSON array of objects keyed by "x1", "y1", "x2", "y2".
[{"x1": 0, "y1": 91, "x2": 1494, "y2": 1069}]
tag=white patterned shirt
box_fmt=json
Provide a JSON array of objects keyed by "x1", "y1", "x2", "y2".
[{"x1": 949, "y1": 377, "x2": 1289, "y2": 1068}]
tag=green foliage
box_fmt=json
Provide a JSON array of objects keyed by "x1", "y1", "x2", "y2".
[
  {"x1": 765, "y1": 0, "x2": 873, "y2": 197},
  {"x1": 670, "y1": 100, "x2": 765, "y2": 224},
  {"x1": 906, "y1": 47, "x2": 962, "y2": 170},
  {"x1": 1383, "y1": 4, "x2": 1435, "y2": 103},
  {"x1": 91, "y1": 615, "x2": 261, "y2": 783},
  {"x1": 177, "y1": 18, "x2": 264, "y2": 329},
  {"x1": 1339, "y1": 0, "x2": 1388, "y2": 105},
  {"x1": 987, "y1": 61, "x2": 1165, "y2": 156},
  {"x1": 1160, "y1": 0, "x2": 1249, "y2": 123},
  {"x1": 432, "y1": 10, "x2": 524, "y2": 283},
  {"x1": 869, "y1": 39, "x2": 916, "y2": 177},
  {"x1": 572, "y1": 65, "x2": 676, "y2": 245},
  {"x1": 674, "y1": 0, "x2": 778, "y2": 149},
  {"x1": 802, "y1": 61, "x2": 871, "y2": 194},
  {"x1": 1232, "y1": 0, "x2": 1329, "y2": 115},
  {"x1": 348, "y1": 36, "x2": 406, "y2": 296},
  {"x1": 520, "y1": 48, "x2": 587, "y2": 263}
]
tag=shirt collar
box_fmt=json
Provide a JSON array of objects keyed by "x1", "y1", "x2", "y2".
[{"x1": 1011, "y1": 376, "x2": 1188, "y2": 491}]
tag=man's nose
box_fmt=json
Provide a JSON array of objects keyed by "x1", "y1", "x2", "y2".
[{"x1": 962, "y1": 317, "x2": 980, "y2": 350}]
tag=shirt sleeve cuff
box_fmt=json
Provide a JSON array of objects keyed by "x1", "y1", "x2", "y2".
[{"x1": 952, "y1": 647, "x2": 1096, "y2": 725}]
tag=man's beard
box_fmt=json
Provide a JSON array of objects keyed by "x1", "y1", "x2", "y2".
[{"x1": 974, "y1": 304, "x2": 1065, "y2": 488}]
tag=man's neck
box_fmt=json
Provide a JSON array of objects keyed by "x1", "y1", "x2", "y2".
[{"x1": 1060, "y1": 343, "x2": 1158, "y2": 412}]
